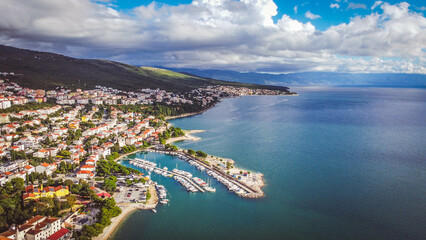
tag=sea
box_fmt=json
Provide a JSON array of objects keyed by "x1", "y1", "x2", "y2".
[{"x1": 112, "y1": 87, "x2": 426, "y2": 240}]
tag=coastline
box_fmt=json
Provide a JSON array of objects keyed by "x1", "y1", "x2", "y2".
[
  {"x1": 166, "y1": 130, "x2": 205, "y2": 144},
  {"x1": 93, "y1": 206, "x2": 137, "y2": 240},
  {"x1": 165, "y1": 104, "x2": 217, "y2": 120},
  {"x1": 106, "y1": 101, "x2": 266, "y2": 239}
]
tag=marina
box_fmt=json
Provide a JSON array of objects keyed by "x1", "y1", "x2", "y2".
[
  {"x1": 128, "y1": 158, "x2": 206, "y2": 193},
  {"x1": 143, "y1": 149, "x2": 263, "y2": 198}
]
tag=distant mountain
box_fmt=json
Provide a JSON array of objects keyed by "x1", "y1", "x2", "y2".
[
  {"x1": 166, "y1": 68, "x2": 426, "y2": 88},
  {"x1": 0, "y1": 45, "x2": 289, "y2": 92}
]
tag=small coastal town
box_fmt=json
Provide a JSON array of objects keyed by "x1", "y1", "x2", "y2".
[{"x1": 0, "y1": 73, "x2": 290, "y2": 240}]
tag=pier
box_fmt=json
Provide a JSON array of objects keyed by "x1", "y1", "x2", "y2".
[
  {"x1": 128, "y1": 158, "x2": 205, "y2": 193},
  {"x1": 145, "y1": 149, "x2": 264, "y2": 198}
]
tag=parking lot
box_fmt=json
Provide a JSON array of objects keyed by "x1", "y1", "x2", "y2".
[{"x1": 115, "y1": 185, "x2": 148, "y2": 203}]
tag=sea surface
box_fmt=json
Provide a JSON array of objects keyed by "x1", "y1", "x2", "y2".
[{"x1": 113, "y1": 87, "x2": 426, "y2": 240}]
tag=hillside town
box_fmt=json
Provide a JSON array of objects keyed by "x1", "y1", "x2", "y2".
[{"x1": 0, "y1": 74, "x2": 282, "y2": 239}]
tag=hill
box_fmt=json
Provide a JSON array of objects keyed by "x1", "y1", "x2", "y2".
[
  {"x1": 165, "y1": 68, "x2": 426, "y2": 88},
  {"x1": 0, "y1": 45, "x2": 289, "y2": 92}
]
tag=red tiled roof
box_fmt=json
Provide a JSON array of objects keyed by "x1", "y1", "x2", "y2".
[
  {"x1": 47, "y1": 228, "x2": 69, "y2": 240},
  {"x1": 27, "y1": 215, "x2": 46, "y2": 224},
  {"x1": 26, "y1": 229, "x2": 43, "y2": 235},
  {"x1": 0, "y1": 230, "x2": 16, "y2": 237}
]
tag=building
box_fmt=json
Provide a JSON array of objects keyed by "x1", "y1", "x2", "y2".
[
  {"x1": 35, "y1": 163, "x2": 55, "y2": 175},
  {"x1": 22, "y1": 185, "x2": 70, "y2": 202},
  {"x1": 0, "y1": 162, "x2": 18, "y2": 172},
  {"x1": 0, "y1": 114, "x2": 9, "y2": 124},
  {"x1": 0, "y1": 215, "x2": 63, "y2": 240},
  {"x1": 76, "y1": 170, "x2": 94, "y2": 179}
]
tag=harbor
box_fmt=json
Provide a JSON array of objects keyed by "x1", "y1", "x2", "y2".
[
  {"x1": 128, "y1": 158, "x2": 207, "y2": 193},
  {"x1": 128, "y1": 149, "x2": 264, "y2": 198}
]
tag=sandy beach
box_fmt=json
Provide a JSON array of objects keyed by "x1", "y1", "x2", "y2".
[{"x1": 166, "y1": 130, "x2": 205, "y2": 144}]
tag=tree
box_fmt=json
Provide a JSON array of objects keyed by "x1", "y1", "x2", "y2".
[
  {"x1": 188, "y1": 149, "x2": 195, "y2": 155},
  {"x1": 65, "y1": 195, "x2": 76, "y2": 208},
  {"x1": 103, "y1": 177, "x2": 117, "y2": 193},
  {"x1": 196, "y1": 150, "x2": 207, "y2": 158},
  {"x1": 46, "y1": 178, "x2": 55, "y2": 186}
]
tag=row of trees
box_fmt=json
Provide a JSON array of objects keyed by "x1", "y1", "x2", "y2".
[
  {"x1": 96, "y1": 159, "x2": 140, "y2": 177},
  {"x1": 187, "y1": 149, "x2": 207, "y2": 158}
]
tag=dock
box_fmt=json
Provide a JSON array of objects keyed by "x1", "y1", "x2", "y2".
[
  {"x1": 146, "y1": 149, "x2": 264, "y2": 198},
  {"x1": 129, "y1": 158, "x2": 205, "y2": 193}
]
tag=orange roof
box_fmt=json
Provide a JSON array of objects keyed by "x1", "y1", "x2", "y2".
[
  {"x1": 41, "y1": 163, "x2": 50, "y2": 167},
  {"x1": 77, "y1": 170, "x2": 92, "y2": 174},
  {"x1": 24, "y1": 165, "x2": 34, "y2": 169},
  {"x1": 81, "y1": 165, "x2": 95, "y2": 168}
]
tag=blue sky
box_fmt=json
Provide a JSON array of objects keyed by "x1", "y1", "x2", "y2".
[
  {"x1": 0, "y1": 0, "x2": 425, "y2": 74},
  {"x1": 105, "y1": 0, "x2": 426, "y2": 30}
]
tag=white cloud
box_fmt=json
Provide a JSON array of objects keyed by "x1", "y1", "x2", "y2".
[
  {"x1": 305, "y1": 10, "x2": 321, "y2": 20},
  {"x1": 347, "y1": 3, "x2": 367, "y2": 9},
  {"x1": 293, "y1": 5, "x2": 298, "y2": 14},
  {"x1": 0, "y1": 0, "x2": 424, "y2": 74},
  {"x1": 371, "y1": 1, "x2": 383, "y2": 10},
  {"x1": 330, "y1": 3, "x2": 340, "y2": 9}
]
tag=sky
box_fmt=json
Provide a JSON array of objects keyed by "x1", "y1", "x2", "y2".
[{"x1": 0, "y1": 0, "x2": 425, "y2": 74}]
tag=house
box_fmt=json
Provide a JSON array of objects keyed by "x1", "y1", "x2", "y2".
[
  {"x1": 0, "y1": 215, "x2": 62, "y2": 240},
  {"x1": 142, "y1": 129, "x2": 153, "y2": 139},
  {"x1": 33, "y1": 149, "x2": 48, "y2": 159},
  {"x1": 46, "y1": 228, "x2": 70, "y2": 240},
  {"x1": 86, "y1": 159, "x2": 96, "y2": 166},
  {"x1": 47, "y1": 147, "x2": 59, "y2": 157},
  {"x1": 76, "y1": 170, "x2": 94, "y2": 179},
  {"x1": 0, "y1": 114, "x2": 9, "y2": 124},
  {"x1": 35, "y1": 163, "x2": 55, "y2": 175},
  {"x1": 0, "y1": 162, "x2": 18, "y2": 172},
  {"x1": 80, "y1": 165, "x2": 96, "y2": 172},
  {"x1": 11, "y1": 145, "x2": 24, "y2": 151},
  {"x1": 125, "y1": 137, "x2": 136, "y2": 146},
  {"x1": 15, "y1": 159, "x2": 29, "y2": 168},
  {"x1": 24, "y1": 165, "x2": 35, "y2": 174},
  {"x1": 23, "y1": 185, "x2": 70, "y2": 201},
  {"x1": 118, "y1": 137, "x2": 126, "y2": 147},
  {"x1": 135, "y1": 142, "x2": 143, "y2": 148}
]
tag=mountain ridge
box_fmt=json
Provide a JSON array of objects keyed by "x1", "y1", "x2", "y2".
[
  {"x1": 0, "y1": 45, "x2": 289, "y2": 93},
  {"x1": 164, "y1": 68, "x2": 426, "y2": 88}
]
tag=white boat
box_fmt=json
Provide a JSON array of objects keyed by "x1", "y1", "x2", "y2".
[{"x1": 152, "y1": 209, "x2": 157, "y2": 213}]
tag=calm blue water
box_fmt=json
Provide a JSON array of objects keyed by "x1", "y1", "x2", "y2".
[{"x1": 113, "y1": 87, "x2": 426, "y2": 240}]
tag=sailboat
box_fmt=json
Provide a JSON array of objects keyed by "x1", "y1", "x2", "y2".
[{"x1": 204, "y1": 178, "x2": 216, "y2": 192}]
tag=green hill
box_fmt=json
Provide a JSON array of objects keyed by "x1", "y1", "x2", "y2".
[{"x1": 0, "y1": 45, "x2": 289, "y2": 93}]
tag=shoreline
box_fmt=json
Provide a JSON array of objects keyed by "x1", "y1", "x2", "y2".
[
  {"x1": 105, "y1": 99, "x2": 266, "y2": 238},
  {"x1": 165, "y1": 104, "x2": 217, "y2": 120},
  {"x1": 166, "y1": 130, "x2": 206, "y2": 144},
  {"x1": 94, "y1": 205, "x2": 137, "y2": 240}
]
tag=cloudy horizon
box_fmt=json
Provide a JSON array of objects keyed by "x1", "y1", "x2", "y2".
[{"x1": 0, "y1": 0, "x2": 425, "y2": 74}]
